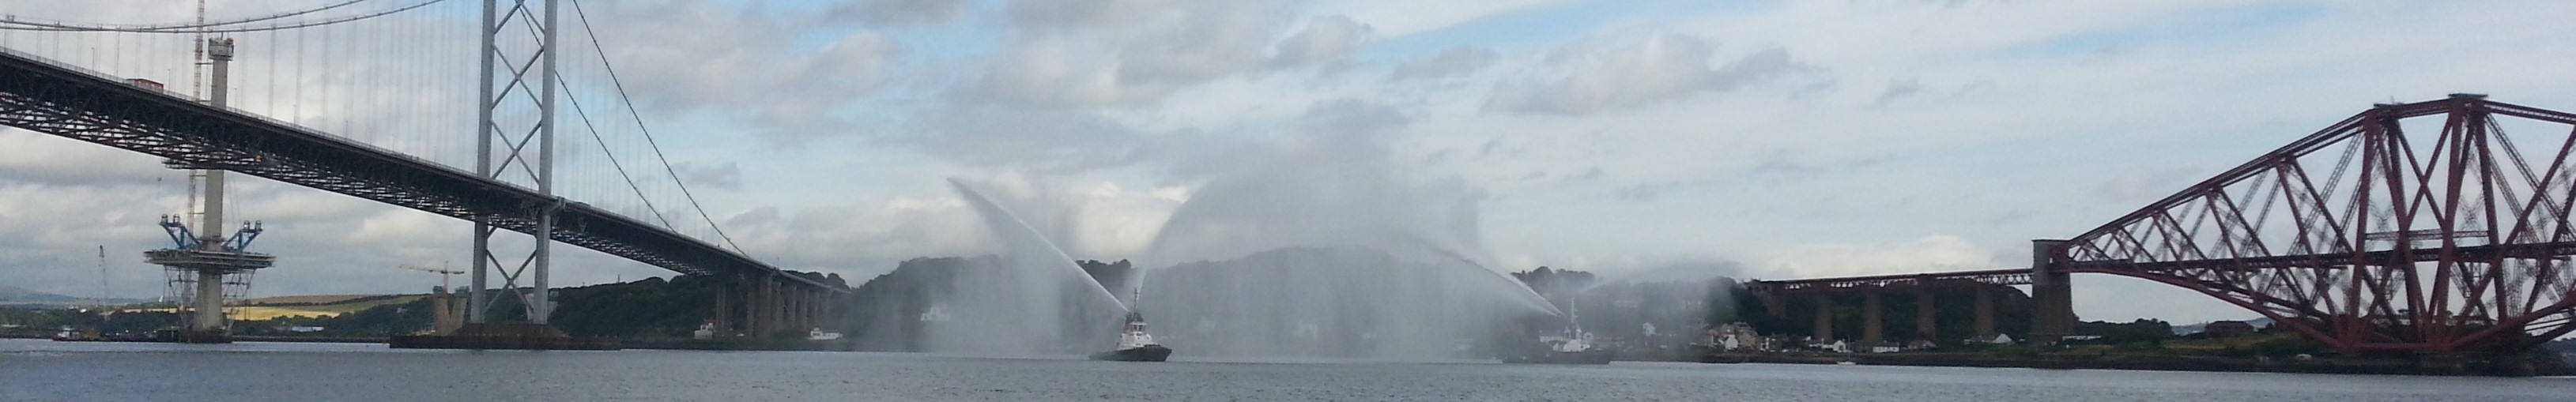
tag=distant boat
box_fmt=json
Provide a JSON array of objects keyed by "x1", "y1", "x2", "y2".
[
  {"x1": 1090, "y1": 311, "x2": 1172, "y2": 362},
  {"x1": 692, "y1": 321, "x2": 718, "y2": 340},
  {"x1": 1507, "y1": 306, "x2": 1613, "y2": 364},
  {"x1": 1503, "y1": 332, "x2": 1612, "y2": 364},
  {"x1": 807, "y1": 328, "x2": 843, "y2": 341},
  {"x1": 50, "y1": 327, "x2": 100, "y2": 342}
]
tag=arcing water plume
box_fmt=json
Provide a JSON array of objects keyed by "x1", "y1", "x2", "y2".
[
  {"x1": 926, "y1": 178, "x2": 1130, "y2": 355},
  {"x1": 1130, "y1": 114, "x2": 1564, "y2": 358},
  {"x1": 1141, "y1": 246, "x2": 1555, "y2": 359},
  {"x1": 1527, "y1": 262, "x2": 1748, "y2": 348},
  {"x1": 896, "y1": 100, "x2": 1562, "y2": 359}
]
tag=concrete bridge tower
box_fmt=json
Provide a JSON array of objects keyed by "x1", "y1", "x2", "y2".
[{"x1": 144, "y1": 37, "x2": 275, "y2": 343}]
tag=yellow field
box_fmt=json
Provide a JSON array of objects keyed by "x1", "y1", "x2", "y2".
[
  {"x1": 126, "y1": 295, "x2": 427, "y2": 321},
  {"x1": 241, "y1": 294, "x2": 385, "y2": 306}
]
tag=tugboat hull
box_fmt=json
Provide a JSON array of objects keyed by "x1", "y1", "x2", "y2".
[
  {"x1": 1501, "y1": 349, "x2": 1613, "y2": 364},
  {"x1": 1089, "y1": 344, "x2": 1174, "y2": 362}
]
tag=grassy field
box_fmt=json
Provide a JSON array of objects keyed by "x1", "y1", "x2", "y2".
[
  {"x1": 126, "y1": 294, "x2": 427, "y2": 321},
  {"x1": 241, "y1": 294, "x2": 387, "y2": 306}
]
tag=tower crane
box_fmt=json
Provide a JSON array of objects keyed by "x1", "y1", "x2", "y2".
[
  {"x1": 399, "y1": 262, "x2": 465, "y2": 335},
  {"x1": 398, "y1": 263, "x2": 463, "y2": 290}
]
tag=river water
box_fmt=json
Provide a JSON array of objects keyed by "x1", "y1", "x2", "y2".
[{"x1": 0, "y1": 339, "x2": 2564, "y2": 401}]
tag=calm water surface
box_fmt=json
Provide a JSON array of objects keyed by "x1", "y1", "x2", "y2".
[{"x1": 1, "y1": 339, "x2": 2566, "y2": 401}]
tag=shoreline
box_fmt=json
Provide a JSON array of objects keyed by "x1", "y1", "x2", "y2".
[{"x1": 1696, "y1": 351, "x2": 2559, "y2": 377}]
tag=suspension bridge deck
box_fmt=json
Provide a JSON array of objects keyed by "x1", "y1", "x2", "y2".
[{"x1": 0, "y1": 47, "x2": 839, "y2": 292}]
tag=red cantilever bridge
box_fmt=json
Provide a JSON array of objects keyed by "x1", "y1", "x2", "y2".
[{"x1": 1748, "y1": 94, "x2": 2576, "y2": 356}]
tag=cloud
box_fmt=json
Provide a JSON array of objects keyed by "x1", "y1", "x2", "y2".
[
  {"x1": 2092, "y1": 167, "x2": 2204, "y2": 204},
  {"x1": 0, "y1": 130, "x2": 176, "y2": 186},
  {"x1": 669, "y1": 162, "x2": 743, "y2": 191},
  {"x1": 1269, "y1": 15, "x2": 1374, "y2": 67},
  {"x1": 896, "y1": 107, "x2": 1156, "y2": 171},
  {"x1": 1145, "y1": 99, "x2": 1499, "y2": 265},
  {"x1": 1613, "y1": 179, "x2": 1704, "y2": 202},
  {"x1": 819, "y1": 0, "x2": 972, "y2": 27},
  {"x1": 968, "y1": 1, "x2": 1375, "y2": 107},
  {"x1": 965, "y1": 39, "x2": 1139, "y2": 107},
  {"x1": 579, "y1": 1, "x2": 898, "y2": 137},
  {"x1": 1747, "y1": 148, "x2": 1889, "y2": 181},
  {"x1": 1486, "y1": 34, "x2": 1811, "y2": 115},
  {"x1": 1870, "y1": 78, "x2": 1925, "y2": 107},
  {"x1": 1758, "y1": 235, "x2": 2001, "y2": 278},
  {"x1": 1323, "y1": 0, "x2": 1567, "y2": 37},
  {"x1": 1390, "y1": 47, "x2": 1500, "y2": 81}
]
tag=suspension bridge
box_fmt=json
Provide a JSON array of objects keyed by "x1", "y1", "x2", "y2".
[{"x1": 0, "y1": 0, "x2": 835, "y2": 344}]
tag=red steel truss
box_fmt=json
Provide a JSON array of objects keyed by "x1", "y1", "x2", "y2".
[{"x1": 2059, "y1": 94, "x2": 2576, "y2": 354}]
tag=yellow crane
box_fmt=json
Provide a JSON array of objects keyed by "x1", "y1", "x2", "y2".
[{"x1": 398, "y1": 263, "x2": 464, "y2": 335}]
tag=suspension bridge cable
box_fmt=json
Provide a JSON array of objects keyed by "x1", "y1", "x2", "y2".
[
  {"x1": 0, "y1": 0, "x2": 372, "y2": 32},
  {"x1": 568, "y1": 0, "x2": 751, "y2": 256},
  {"x1": 0, "y1": 0, "x2": 448, "y2": 33},
  {"x1": 558, "y1": 71, "x2": 678, "y2": 229}
]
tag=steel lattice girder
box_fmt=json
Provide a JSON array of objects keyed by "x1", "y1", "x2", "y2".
[
  {"x1": 0, "y1": 49, "x2": 842, "y2": 293},
  {"x1": 2059, "y1": 96, "x2": 2576, "y2": 354},
  {"x1": 1747, "y1": 269, "x2": 2034, "y2": 294}
]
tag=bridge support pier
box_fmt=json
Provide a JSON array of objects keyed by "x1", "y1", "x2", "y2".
[
  {"x1": 737, "y1": 273, "x2": 767, "y2": 338},
  {"x1": 756, "y1": 276, "x2": 772, "y2": 337},
  {"x1": 782, "y1": 281, "x2": 795, "y2": 333},
  {"x1": 1812, "y1": 294, "x2": 1835, "y2": 342},
  {"x1": 1914, "y1": 286, "x2": 1936, "y2": 342},
  {"x1": 1760, "y1": 291, "x2": 1786, "y2": 318},
  {"x1": 789, "y1": 288, "x2": 809, "y2": 332},
  {"x1": 1973, "y1": 285, "x2": 1996, "y2": 338},
  {"x1": 1861, "y1": 292, "x2": 1884, "y2": 345},
  {"x1": 2031, "y1": 239, "x2": 2074, "y2": 343},
  {"x1": 798, "y1": 290, "x2": 812, "y2": 332},
  {"x1": 712, "y1": 282, "x2": 731, "y2": 336},
  {"x1": 817, "y1": 291, "x2": 833, "y2": 332}
]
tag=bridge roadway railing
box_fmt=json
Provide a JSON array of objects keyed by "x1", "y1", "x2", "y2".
[{"x1": 0, "y1": 47, "x2": 841, "y2": 293}]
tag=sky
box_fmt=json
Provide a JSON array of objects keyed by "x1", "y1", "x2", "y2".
[{"x1": 2, "y1": 0, "x2": 2574, "y2": 325}]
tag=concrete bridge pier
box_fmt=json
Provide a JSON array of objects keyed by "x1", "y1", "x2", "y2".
[
  {"x1": 735, "y1": 274, "x2": 753, "y2": 336},
  {"x1": 788, "y1": 287, "x2": 809, "y2": 332},
  {"x1": 735, "y1": 272, "x2": 782, "y2": 338},
  {"x1": 2031, "y1": 239, "x2": 2074, "y2": 343},
  {"x1": 1812, "y1": 294, "x2": 1835, "y2": 342},
  {"x1": 729, "y1": 274, "x2": 749, "y2": 336},
  {"x1": 1861, "y1": 292, "x2": 1884, "y2": 344},
  {"x1": 779, "y1": 285, "x2": 795, "y2": 334},
  {"x1": 1761, "y1": 291, "x2": 1786, "y2": 318},
  {"x1": 760, "y1": 276, "x2": 781, "y2": 336},
  {"x1": 1973, "y1": 285, "x2": 1997, "y2": 337},
  {"x1": 712, "y1": 282, "x2": 731, "y2": 336},
  {"x1": 1914, "y1": 285, "x2": 1937, "y2": 342}
]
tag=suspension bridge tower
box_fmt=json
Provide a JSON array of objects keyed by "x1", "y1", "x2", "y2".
[{"x1": 143, "y1": 37, "x2": 274, "y2": 344}]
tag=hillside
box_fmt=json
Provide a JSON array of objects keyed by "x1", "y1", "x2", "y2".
[
  {"x1": 0, "y1": 285, "x2": 81, "y2": 304},
  {"x1": 0, "y1": 285, "x2": 146, "y2": 306},
  {"x1": 2172, "y1": 317, "x2": 2277, "y2": 336}
]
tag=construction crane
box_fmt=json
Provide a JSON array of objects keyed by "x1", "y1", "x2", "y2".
[
  {"x1": 398, "y1": 263, "x2": 463, "y2": 290},
  {"x1": 398, "y1": 263, "x2": 464, "y2": 335}
]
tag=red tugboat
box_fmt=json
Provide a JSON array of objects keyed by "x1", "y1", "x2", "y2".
[{"x1": 1089, "y1": 311, "x2": 1173, "y2": 362}]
